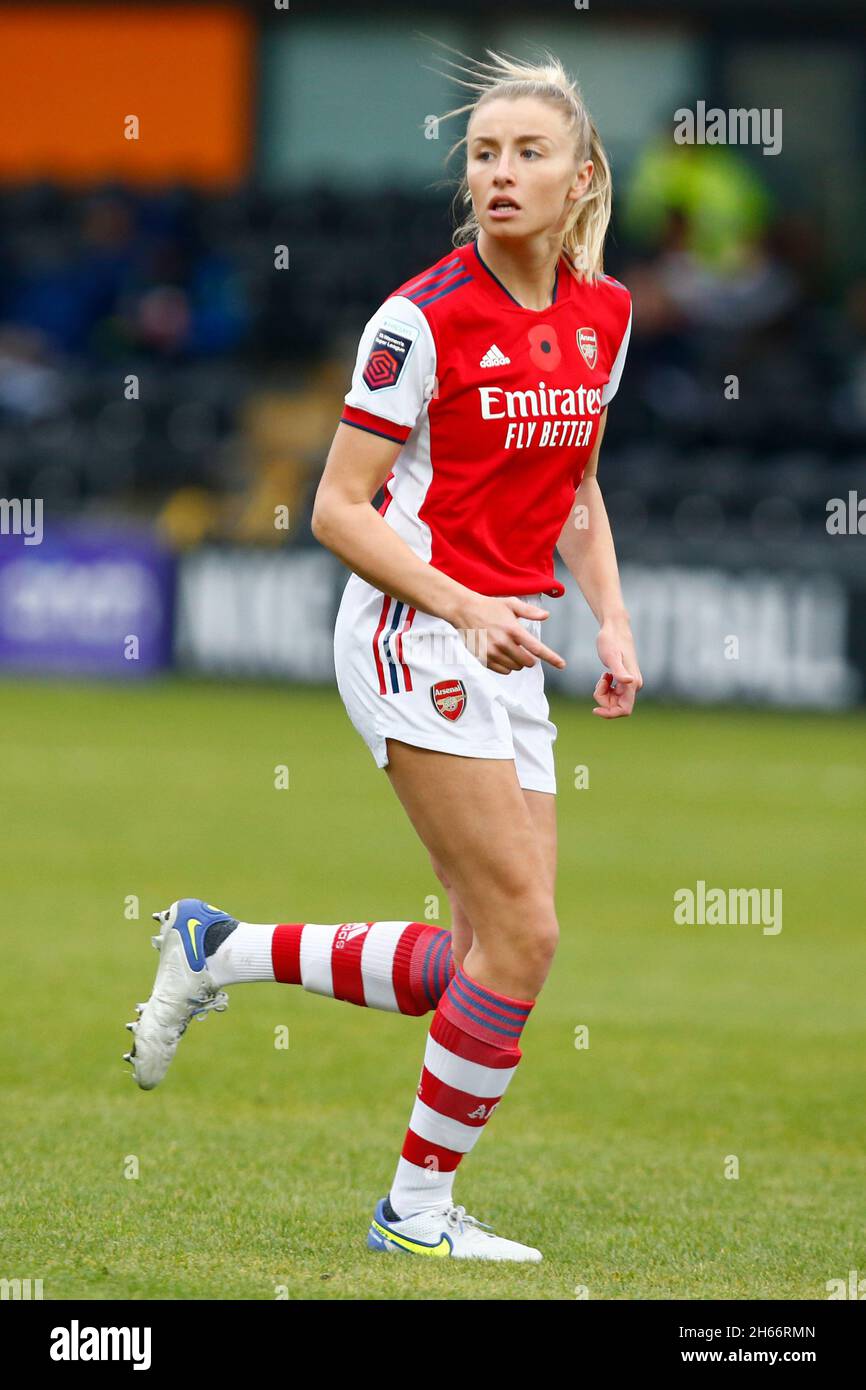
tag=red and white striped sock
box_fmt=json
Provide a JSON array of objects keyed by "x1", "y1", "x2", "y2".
[
  {"x1": 387, "y1": 962, "x2": 535, "y2": 1217},
  {"x1": 206, "y1": 920, "x2": 455, "y2": 1016}
]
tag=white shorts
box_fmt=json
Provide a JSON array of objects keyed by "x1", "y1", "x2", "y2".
[{"x1": 333, "y1": 572, "x2": 557, "y2": 794}]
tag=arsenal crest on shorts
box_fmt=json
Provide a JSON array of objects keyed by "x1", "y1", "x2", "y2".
[
  {"x1": 431, "y1": 679, "x2": 467, "y2": 721},
  {"x1": 576, "y1": 327, "x2": 598, "y2": 370}
]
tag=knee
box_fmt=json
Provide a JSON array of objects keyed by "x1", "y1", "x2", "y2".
[
  {"x1": 522, "y1": 913, "x2": 559, "y2": 974},
  {"x1": 491, "y1": 890, "x2": 559, "y2": 974},
  {"x1": 465, "y1": 907, "x2": 558, "y2": 1001},
  {"x1": 507, "y1": 877, "x2": 559, "y2": 943}
]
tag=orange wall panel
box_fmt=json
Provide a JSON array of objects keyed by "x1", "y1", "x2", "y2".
[{"x1": 0, "y1": 5, "x2": 253, "y2": 185}]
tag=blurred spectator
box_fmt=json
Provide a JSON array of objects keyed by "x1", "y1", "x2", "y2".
[
  {"x1": 0, "y1": 325, "x2": 66, "y2": 420},
  {"x1": 648, "y1": 208, "x2": 800, "y2": 330},
  {"x1": 624, "y1": 136, "x2": 773, "y2": 275},
  {"x1": 0, "y1": 173, "x2": 859, "y2": 534}
]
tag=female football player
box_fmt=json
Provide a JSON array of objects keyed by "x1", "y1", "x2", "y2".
[{"x1": 125, "y1": 45, "x2": 642, "y2": 1263}]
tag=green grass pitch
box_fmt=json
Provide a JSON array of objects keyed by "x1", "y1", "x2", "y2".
[{"x1": 1, "y1": 676, "x2": 863, "y2": 1299}]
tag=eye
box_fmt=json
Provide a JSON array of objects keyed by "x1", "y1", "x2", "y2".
[{"x1": 474, "y1": 148, "x2": 541, "y2": 161}]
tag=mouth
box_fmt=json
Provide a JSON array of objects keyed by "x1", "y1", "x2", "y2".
[{"x1": 487, "y1": 196, "x2": 521, "y2": 218}]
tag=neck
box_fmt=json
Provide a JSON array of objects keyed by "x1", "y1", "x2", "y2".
[{"x1": 476, "y1": 229, "x2": 562, "y2": 311}]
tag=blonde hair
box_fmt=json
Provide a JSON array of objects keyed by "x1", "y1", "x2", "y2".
[{"x1": 426, "y1": 39, "x2": 613, "y2": 284}]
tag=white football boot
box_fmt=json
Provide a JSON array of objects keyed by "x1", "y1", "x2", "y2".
[
  {"x1": 123, "y1": 898, "x2": 233, "y2": 1090},
  {"x1": 367, "y1": 1197, "x2": 543, "y2": 1261}
]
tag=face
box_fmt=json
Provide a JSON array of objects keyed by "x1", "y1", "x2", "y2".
[{"x1": 466, "y1": 95, "x2": 593, "y2": 242}]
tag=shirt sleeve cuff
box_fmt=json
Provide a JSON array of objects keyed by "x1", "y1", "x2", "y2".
[{"x1": 340, "y1": 404, "x2": 413, "y2": 444}]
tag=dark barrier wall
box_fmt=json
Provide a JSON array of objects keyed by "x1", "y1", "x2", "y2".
[{"x1": 172, "y1": 543, "x2": 864, "y2": 710}]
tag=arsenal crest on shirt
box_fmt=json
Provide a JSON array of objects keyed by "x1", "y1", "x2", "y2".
[
  {"x1": 430, "y1": 679, "x2": 467, "y2": 721},
  {"x1": 576, "y1": 327, "x2": 598, "y2": 370}
]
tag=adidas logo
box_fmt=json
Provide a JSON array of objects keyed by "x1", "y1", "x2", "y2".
[
  {"x1": 479, "y1": 344, "x2": 510, "y2": 368},
  {"x1": 334, "y1": 922, "x2": 370, "y2": 950}
]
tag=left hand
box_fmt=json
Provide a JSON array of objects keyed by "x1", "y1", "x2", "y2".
[{"x1": 593, "y1": 620, "x2": 643, "y2": 718}]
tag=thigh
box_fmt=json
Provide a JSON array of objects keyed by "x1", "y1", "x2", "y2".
[
  {"x1": 436, "y1": 789, "x2": 558, "y2": 895},
  {"x1": 523, "y1": 788, "x2": 557, "y2": 896},
  {"x1": 428, "y1": 788, "x2": 556, "y2": 933},
  {"x1": 384, "y1": 740, "x2": 555, "y2": 955}
]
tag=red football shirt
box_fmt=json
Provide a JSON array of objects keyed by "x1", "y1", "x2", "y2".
[{"x1": 341, "y1": 238, "x2": 632, "y2": 599}]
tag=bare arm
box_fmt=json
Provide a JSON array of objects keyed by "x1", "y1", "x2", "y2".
[
  {"x1": 556, "y1": 408, "x2": 644, "y2": 716},
  {"x1": 556, "y1": 409, "x2": 627, "y2": 625},
  {"x1": 311, "y1": 422, "x2": 476, "y2": 625},
  {"x1": 312, "y1": 423, "x2": 565, "y2": 673}
]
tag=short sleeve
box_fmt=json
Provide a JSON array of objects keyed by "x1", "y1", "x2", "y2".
[
  {"x1": 601, "y1": 297, "x2": 632, "y2": 407},
  {"x1": 341, "y1": 295, "x2": 437, "y2": 445}
]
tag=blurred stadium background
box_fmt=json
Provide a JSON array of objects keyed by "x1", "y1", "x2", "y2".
[
  {"x1": 0, "y1": 0, "x2": 864, "y2": 700},
  {"x1": 2, "y1": 2, "x2": 865, "y2": 1301}
]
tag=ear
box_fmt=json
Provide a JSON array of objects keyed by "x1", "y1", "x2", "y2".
[{"x1": 571, "y1": 159, "x2": 594, "y2": 198}]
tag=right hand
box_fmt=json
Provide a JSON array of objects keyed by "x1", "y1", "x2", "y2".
[{"x1": 450, "y1": 595, "x2": 566, "y2": 676}]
